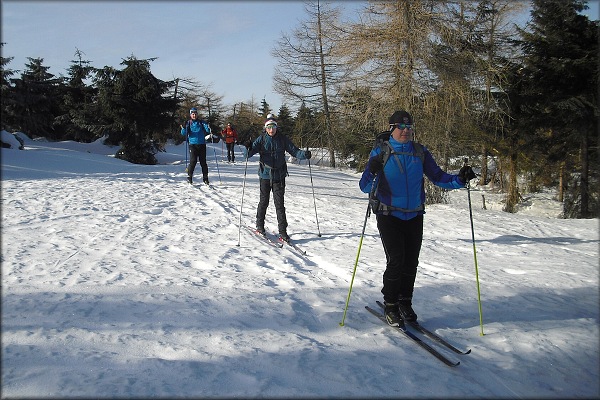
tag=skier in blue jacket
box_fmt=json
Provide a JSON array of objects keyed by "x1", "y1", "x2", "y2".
[
  {"x1": 181, "y1": 107, "x2": 212, "y2": 185},
  {"x1": 244, "y1": 114, "x2": 312, "y2": 243},
  {"x1": 360, "y1": 110, "x2": 476, "y2": 327}
]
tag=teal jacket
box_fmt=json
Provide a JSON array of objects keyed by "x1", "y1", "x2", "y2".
[
  {"x1": 246, "y1": 132, "x2": 309, "y2": 181},
  {"x1": 181, "y1": 119, "x2": 211, "y2": 145}
]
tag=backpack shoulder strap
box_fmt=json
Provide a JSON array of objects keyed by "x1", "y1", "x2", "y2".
[
  {"x1": 385, "y1": 140, "x2": 425, "y2": 165},
  {"x1": 412, "y1": 141, "x2": 424, "y2": 163}
]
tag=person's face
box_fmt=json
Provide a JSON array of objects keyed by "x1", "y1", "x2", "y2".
[
  {"x1": 190, "y1": 112, "x2": 198, "y2": 120},
  {"x1": 390, "y1": 122, "x2": 413, "y2": 143},
  {"x1": 265, "y1": 124, "x2": 277, "y2": 136}
]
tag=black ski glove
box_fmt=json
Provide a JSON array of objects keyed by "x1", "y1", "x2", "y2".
[
  {"x1": 244, "y1": 139, "x2": 253, "y2": 151},
  {"x1": 368, "y1": 153, "x2": 385, "y2": 175},
  {"x1": 458, "y1": 165, "x2": 476, "y2": 183},
  {"x1": 305, "y1": 150, "x2": 312, "y2": 159}
]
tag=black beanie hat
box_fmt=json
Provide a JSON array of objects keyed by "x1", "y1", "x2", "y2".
[{"x1": 389, "y1": 110, "x2": 413, "y2": 125}]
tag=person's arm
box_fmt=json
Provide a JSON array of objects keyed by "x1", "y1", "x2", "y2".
[
  {"x1": 359, "y1": 148, "x2": 383, "y2": 193},
  {"x1": 422, "y1": 148, "x2": 464, "y2": 190},
  {"x1": 245, "y1": 136, "x2": 261, "y2": 158},
  {"x1": 285, "y1": 138, "x2": 311, "y2": 160}
]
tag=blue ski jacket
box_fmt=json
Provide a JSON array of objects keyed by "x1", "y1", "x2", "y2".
[
  {"x1": 181, "y1": 119, "x2": 211, "y2": 145},
  {"x1": 246, "y1": 132, "x2": 310, "y2": 181},
  {"x1": 359, "y1": 137, "x2": 466, "y2": 220}
]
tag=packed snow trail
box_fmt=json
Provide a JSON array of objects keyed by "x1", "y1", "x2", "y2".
[{"x1": 1, "y1": 138, "x2": 598, "y2": 398}]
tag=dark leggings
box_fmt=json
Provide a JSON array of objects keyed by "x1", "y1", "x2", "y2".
[
  {"x1": 376, "y1": 214, "x2": 423, "y2": 304},
  {"x1": 257, "y1": 178, "x2": 287, "y2": 234},
  {"x1": 226, "y1": 142, "x2": 235, "y2": 161},
  {"x1": 188, "y1": 144, "x2": 208, "y2": 180}
]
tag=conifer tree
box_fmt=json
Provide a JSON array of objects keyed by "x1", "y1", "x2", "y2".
[
  {"x1": 95, "y1": 56, "x2": 178, "y2": 164},
  {"x1": 512, "y1": 0, "x2": 598, "y2": 217},
  {"x1": 1, "y1": 47, "x2": 17, "y2": 132},
  {"x1": 276, "y1": 104, "x2": 294, "y2": 139},
  {"x1": 56, "y1": 49, "x2": 97, "y2": 142},
  {"x1": 10, "y1": 57, "x2": 62, "y2": 138}
]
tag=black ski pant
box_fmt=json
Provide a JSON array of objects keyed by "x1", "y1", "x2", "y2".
[
  {"x1": 226, "y1": 142, "x2": 235, "y2": 162},
  {"x1": 256, "y1": 178, "x2": 287, "y2": 234},
  {"x1": 188, "y1": 144, "x2": 208, "y2": 181},
  {"x1": 376, "y1": 214, "x2": 423, "y2": 305}
]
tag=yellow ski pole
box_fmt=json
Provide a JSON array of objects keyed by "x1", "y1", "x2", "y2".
[
  {"x1": 464, "y1": 158, "x2": 484, "y2": 336},
  {"x1": 339, "y1": 200, "x2": 371, "y2": 327}
]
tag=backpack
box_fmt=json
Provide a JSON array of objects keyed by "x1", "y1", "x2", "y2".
[{"x1": 369, "y1": 131, "x2": 425, "y2": 215}]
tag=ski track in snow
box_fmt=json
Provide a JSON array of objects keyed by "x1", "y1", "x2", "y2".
[{"x1": 1, "y1": 138, "x2": 599, "y2": 398}]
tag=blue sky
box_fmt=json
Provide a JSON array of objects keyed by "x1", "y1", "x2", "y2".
[
  {"x1": 2, "y1": 1, "x2": 598, "y2": 114},
  {"x1": 1, "y1": 1, "x2": 330, "y2": 112}
]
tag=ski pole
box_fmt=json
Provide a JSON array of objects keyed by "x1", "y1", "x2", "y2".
[
  {"x1": 340, "y1": 170, "x2": 379, "y2": 327},
  {"x1": 181, "y1": 124, "x2": 188, "y2": 172},
  {"x1": 307, "y1": 148, "x2": 322, "y2": 237},
  {"x1": 213, "y1": 148, "x2": 221, "y2": 183},
  {"x1": 464, "y1": 158, "x2": 484, "y2": 336},
  {"x1": 237, "y1": 153, "x2": 250, "y2": 247},
  {"x1": 339, "y1": 200, "x2": 371, "y2": 327},
  {"x1": 340, "y1": 133, "x2": 388, "y2": 326}
]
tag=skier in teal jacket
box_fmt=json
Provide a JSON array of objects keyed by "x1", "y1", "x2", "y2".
[
  {"x1": 244, "y1": 115, "x2": 312, "y2": 242},
  {"x1": 181, "y1": 107, "x2": 212, "y2": 185}
]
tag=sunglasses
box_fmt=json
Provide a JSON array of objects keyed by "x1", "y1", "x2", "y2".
[{"x1": 392, "y1": 123, "x2": 413, "y2": 130}]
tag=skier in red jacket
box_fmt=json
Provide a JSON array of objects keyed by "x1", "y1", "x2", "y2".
[{"x1": 220, "y1": 123, "x2": 238, "y2": 162}]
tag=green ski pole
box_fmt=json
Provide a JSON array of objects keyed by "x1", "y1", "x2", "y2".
[{"x1": 464, "y1": 158, "x2": 484, "y2": 336}]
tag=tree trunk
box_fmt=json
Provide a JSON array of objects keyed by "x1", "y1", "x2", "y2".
[
  {"x1": 504, "y1": 152, "x2": 519, "y2": 213},
  {"x1": 480, "y1": 145, "x2": 488, "y2": 186},
  {"x1": 558, "y1": 161, "x2": 565, "y2": 203},
  {"x1": 580, "y1": 129, "x2": 589, "y2": 217}
]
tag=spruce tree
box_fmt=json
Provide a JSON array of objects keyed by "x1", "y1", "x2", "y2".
[
  {"x1": 95, "y1": 56, "x2": 178, "y2": 164},
  {"x1": 10, "y1": 57, "x2": 62, "y2": 138},
  {"x1": 276, "y1": 104, "x2": 294, "y2": 139},
  {"x1": 1, "y1": 48, "x2": 17, "y2": 132},
  {"x1": 513, "y1": 0, "x2": 598, "y2": 217},
  {"x1": 56, "y1": 50, "x2": 97, "y2": 142}
]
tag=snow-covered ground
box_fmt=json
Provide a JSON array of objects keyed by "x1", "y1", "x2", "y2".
[{"x1": 1, "y1": 132, "x2": 598, "y2": 398}]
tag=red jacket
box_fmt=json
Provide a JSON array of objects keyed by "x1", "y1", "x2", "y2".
[{"x1": 221, "y1": 126, "x2": 238, "y2": 144}]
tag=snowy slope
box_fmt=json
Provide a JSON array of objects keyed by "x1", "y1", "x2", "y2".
[{"x1": 1, "y1": 134, "x2": 598, "y2": 398}]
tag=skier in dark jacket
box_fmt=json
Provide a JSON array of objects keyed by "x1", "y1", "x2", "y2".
[
  {"x1": 359, "y1": 110, "x2": 476, "y2": 327},
  {"x1": 244, "y1": 114, "x2": 312, "y2": 242}
]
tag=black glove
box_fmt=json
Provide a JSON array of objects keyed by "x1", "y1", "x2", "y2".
[
  {"x1": 244, "y1": 139, "x2": 252, "y2": 150},
  {"x1": 305, "y1": 150, "x2": 312, "y2": 159},
  {"x1": 368, "y1": 153, "x2": 385, "y2": 175},
  {"x1": 458, "y1": 165, "x2": 476, "y2": 183}
]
